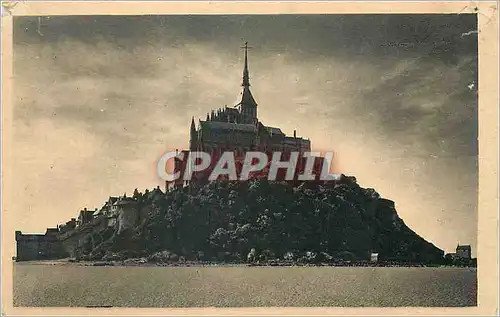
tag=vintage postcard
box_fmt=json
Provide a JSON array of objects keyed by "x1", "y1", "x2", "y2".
[{"x1": 1, "y1": 1, "x2": 498, "y2": 316}]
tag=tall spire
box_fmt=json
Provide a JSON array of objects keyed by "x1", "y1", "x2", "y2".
[
  {"x1": 241, "y1": 41, "x2": 252, "y2": 87},
  {"x1": 236, "y1": 41, "x2": 258, "y2": 124},
  {"x1": 189, "y1": 116, "x2": 197, "y2": 151},
  {"x1": 190, "y1": 116, "x2": 196, "y2": 135}
]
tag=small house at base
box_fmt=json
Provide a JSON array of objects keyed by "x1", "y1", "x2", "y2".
[{"x1": 445, "y1": 244, "x2": 473, "y2": 264}]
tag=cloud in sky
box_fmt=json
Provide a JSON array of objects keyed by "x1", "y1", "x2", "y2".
[{"x1": 11, "y1": 14, "x2": 477, "y2": 254}]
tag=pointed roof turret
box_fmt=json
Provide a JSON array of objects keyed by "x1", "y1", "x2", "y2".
[
  {"x1": 190, "y1": 116, "x2": 196, "y2": 134},
  {"x1": 241, "y1": 41, "x2": 251, "y2": 87},
  {"x1": 236, "y1": 42, "x2": 258, "y2": 108}
]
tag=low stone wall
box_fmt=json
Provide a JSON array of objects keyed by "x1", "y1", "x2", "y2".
[{"x1": 15, "y1": 231, "x2": 67, "y2": 261}]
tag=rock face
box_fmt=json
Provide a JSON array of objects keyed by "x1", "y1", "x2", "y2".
[
  {"x1": 80, "y1": 176, "x2": 444, "y2": 264},
  {"x1": 116, "y1": 200, "x2": 138, "y2": 235}
]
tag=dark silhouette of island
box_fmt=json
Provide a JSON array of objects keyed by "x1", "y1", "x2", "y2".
[{"x1": 16, "y1": 175, "x2": 475, "y2": 267}]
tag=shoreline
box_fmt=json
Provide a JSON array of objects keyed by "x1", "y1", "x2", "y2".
[{"x1": 13, "y1": 258, "x2": 477, "y2": 269}]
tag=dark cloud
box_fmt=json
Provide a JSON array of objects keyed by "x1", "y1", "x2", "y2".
[
  {"x1": 353, "y1": 54, "x2": 477, "y2": 157},
  {"x1": 14, "y1": 14, "x2": 478, "y2": 57},
  {"x1": 13, "y1": 14, "x2": 478, "y2": 158}
]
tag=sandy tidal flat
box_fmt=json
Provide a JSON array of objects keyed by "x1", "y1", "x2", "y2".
[{"x1": 13, "y1": 263, "x2": 477, "y2": 307}]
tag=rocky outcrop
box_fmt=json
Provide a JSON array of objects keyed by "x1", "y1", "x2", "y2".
[
  {"x1": 116, "y1": 199, "x2": 138, "y2": 235},
  {"x1": 78, "y1": 176, "x2": 444, "y2": 264}
]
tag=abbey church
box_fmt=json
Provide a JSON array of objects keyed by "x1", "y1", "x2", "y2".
[{"x1": 188, "y1": 43, "x2": 311, "y2": 155}]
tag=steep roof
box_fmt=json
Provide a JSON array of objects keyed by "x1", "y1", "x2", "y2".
[
  {"x1": 113, "y1": 197, "x2": 137, "y2": 206},
  {"x1": 200, "y1": 120, "x2": 257, "y2": 133},
  {"x1": 108, "y1": 197, "x2": 119, "y2": 204},
  {"x1": 235, "y1": 86, "x2": 258, "y2": 108},
  {"x1": 265, "y1": 126, "x2": 284, "y2": 136},
  {"x1": 235, "y1": 42, "x2": 258, "y2": 108},
  {"x1": 225, "y1": 106, "x2": 239, "y2": 114}
]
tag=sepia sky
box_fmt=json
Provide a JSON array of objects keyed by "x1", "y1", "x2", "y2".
[{"x1": 12, "y1": 15, "x2": 478, "y2": 254}]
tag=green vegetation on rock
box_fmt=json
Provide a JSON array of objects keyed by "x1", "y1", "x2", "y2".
[{"x1": 79, "y1": 176, "x2": 444, "y2": 265}]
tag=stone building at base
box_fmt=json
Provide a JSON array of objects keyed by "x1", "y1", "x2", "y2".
[
  {"x1": 445, "y1": 244, "x2": 473, "y2": 265},
  {"x1": 15, "y1": 229, "x2": 68, "y2": 261}
]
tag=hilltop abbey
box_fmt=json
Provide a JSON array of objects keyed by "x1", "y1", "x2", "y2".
[
  {"x1": 188, "y1": 42, "x2": 311, "y2": 155},
  {"x1": 15, "y1": 43, "x2": 468, "y2": 267}
]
